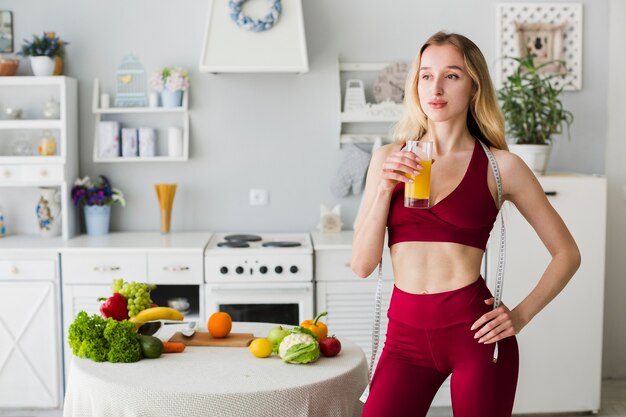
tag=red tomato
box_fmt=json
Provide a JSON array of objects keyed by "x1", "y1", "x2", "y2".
[{"x1": 319, "y1": 335, "x2": 342, "y2": 357}]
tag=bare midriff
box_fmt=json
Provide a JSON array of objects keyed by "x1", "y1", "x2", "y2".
[{"x1": 390, "y1": 241, "x2": 485, "y2": 294}]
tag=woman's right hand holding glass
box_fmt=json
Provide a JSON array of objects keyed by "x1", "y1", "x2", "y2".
[{"x1": 379, "y1": 149, "x2": 422, "y2": 192}]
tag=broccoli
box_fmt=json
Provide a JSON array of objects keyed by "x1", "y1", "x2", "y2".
[{"x1": 67, "y1": 310, "x2": 141, "y2": 363}]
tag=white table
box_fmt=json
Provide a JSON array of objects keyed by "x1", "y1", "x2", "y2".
[{"x1": 63, "y1": 322, "x2": 368, "y2": 417}]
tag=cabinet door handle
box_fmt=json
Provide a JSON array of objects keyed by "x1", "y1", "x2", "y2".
[
  {"x1": 344, "y1": 261, "x2": 351, "y2": 268},
  {"x1": 40, "y1": 169, "x2": 49, "y2": 177},
  {"x1": 163, "y1": 266, "x2": 190, "y2": 272},
  {"x1": 544, "y1": 191, "x2": 557, "y2": 196},
  {"x1": 93, "y1": 266, "x2": 121, "y2": 272},
  {"x1": 10, "y1": 266, "x2": 19, "y2": 275},
  {"x1": 2, "y1": 170, "x2": 11, "y2": 178}
]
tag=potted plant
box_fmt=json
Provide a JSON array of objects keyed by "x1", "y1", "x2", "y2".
[
  {"x1": 149, "y1": 66, "x2": 190, "y2": 107},
  {"x1": 71, "y1": 175, "x2": 125, "y2": 236},
  {"x1": 19, "y1": 31, "x2": 68, "y2": 76},
  {"x1": 497, "y1": 54, "x2": 574, "y2": 175}
]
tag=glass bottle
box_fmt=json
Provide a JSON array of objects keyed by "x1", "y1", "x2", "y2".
[
  {"x1": 38, "y1": 130, "x2": 57, "y2": 156},
  {"x1": 42, "y1": 96, "x2": 60, "y2": 119}
]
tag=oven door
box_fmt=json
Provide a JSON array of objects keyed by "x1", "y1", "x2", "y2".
[{"x1": 205, "y1": 282, "x2": 313, "y2": 326}]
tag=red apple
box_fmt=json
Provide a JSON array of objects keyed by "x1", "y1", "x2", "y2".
[{"x1": 319, "y1": 335, "x2": 341, "y2": 357}]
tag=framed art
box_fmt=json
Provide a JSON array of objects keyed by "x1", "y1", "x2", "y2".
[
  {"x1": 0, "y1": 10, "x2": 14, "y2": 53},
  {"x1": 515, "y1": 22, "x2": 566, "y2": 74},
  {"x1": 496, "y1": 3, "x2": 583, "y2": 91}
]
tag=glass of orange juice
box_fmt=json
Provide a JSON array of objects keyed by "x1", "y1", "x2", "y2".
[{"x1": 404, "y1": 140, "x2": 433, "y2": 209}]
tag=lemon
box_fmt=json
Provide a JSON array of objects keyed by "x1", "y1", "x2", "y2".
[{"x1": 249, "y1": 338, "x2": 273, "y2": 358}]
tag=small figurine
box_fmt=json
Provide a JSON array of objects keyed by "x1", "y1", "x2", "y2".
[{"x1": 318, "y1": 204, "x2": 343, "y2": 234}]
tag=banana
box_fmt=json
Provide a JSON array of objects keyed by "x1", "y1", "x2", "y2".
[{"x1": 129, "y1": 306, "x2": 184, "y2": 323}]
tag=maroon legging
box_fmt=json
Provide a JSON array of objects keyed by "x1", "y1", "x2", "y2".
[{"x1": 362, "y1": 277, "x2": 519, "y2": 417}]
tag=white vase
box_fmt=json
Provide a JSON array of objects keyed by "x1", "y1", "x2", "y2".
[
  {"x1": 36, "y1": 187, "x2": 62, "y2": 237},
  {"x1": 508, "y1": 144, "x2": 552, "y2": 176},
  {"x1": 30, "y1": 56, "x2": 56, "y2": 76}
]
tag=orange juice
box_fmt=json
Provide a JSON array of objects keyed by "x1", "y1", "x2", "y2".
[{"x1": 404, "y1": 160, "x2": 432, "y2": 209}]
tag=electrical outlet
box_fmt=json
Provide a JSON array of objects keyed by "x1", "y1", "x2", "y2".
[{"x1": 249, "y1": 189, "x2": 269, "y2": 206}]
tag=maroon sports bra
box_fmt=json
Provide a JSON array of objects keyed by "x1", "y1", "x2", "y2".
[{"x1": 387, "y1": 140, "x2": 499, "y2": 250}]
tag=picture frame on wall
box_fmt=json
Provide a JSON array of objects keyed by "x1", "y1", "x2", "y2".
[
  {"x1": 0, "y1": 10, "x2": 14, "y2": 53},
  {"x1": 515, "y1": 22, "x2": 566, "y2": 74},
  {"x1": 496, "y1": 2, "x2": 583, "y2": 91}
]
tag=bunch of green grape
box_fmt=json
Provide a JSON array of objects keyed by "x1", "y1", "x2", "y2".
[{"x1": 111, "y1": 279, "x2": 157, "y2": 318}]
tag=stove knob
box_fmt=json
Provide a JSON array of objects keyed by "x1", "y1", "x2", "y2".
[
  {"x1": 220, "y1": 266, "x2": 229, "y2": 274},
  {"x1": 274, "y1": 266, "x2": 283, "y2": 274},
  {"x1": 236, "y1": 266, "x2": 244, "y2": 274},
  {"x1": 290, "y1": 265, "x2": 299, "y2": 274},
  {"x1": 260, "y1": 266, "x2": 268, "y2": 274}
]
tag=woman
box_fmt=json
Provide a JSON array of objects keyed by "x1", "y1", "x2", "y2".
[{"x1": 352, "y1": 32, "x2": 581, "y2": 417}]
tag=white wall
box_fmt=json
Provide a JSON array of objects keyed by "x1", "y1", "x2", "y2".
[
  {"x1": 3, "y1": 0, "x2": 620, "y2": 376},
  {"x1": 603, "y1": 0, "x2": 626, "y2": 379}
]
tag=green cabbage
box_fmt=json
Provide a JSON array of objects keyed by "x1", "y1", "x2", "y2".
[{"x1": 278, "y1": 327, "x2": 320, "y2": 364}]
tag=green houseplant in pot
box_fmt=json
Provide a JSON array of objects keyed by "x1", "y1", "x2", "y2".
[
  {"x1": 498, "y1": 54, "x2": 574, "y2": 175},
  {"x1": 19, "y1": 31, "x2": 68, "y2": 76}
]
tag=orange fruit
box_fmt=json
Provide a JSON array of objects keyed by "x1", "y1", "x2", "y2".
[{"x1": 208, "y1": 312, "x2": 232, "y2": 338}]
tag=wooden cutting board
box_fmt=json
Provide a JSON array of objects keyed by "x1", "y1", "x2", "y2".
[{"x1": 168, "y1": 331, "x2": 255, "y2": 347}]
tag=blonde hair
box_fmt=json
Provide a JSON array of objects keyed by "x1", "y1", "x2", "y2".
[{"x1": 392, "y1": 31, "x2": 508, "y2": 150}]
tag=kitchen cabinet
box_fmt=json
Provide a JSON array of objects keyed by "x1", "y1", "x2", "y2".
[
  {"x1": 486, "y1": 173, "x2": 606, "y2": 414},
  {"x1": 0, "y1": 250, "x2": 63, "y2": 411},
  {"x1": 337, "y1": 62, "x2": 404, "y2": 147},
  {"x1": 60, "y1": 232, "x2": 212, "y2": 381},
  {"x1": 92, "y1": 79, "x2": 190, "y2": 162},
  {"x1": 0, "y1": 76, "x2": 78, "y2": 240},
  {"x1": 312, "y1": 231, "x2": 451, "y2": 406}
]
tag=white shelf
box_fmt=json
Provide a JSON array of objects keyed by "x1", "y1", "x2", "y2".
[
  {"x1": 0, "y1": 156, "x2": 64, "y2": 164},
  {"x1": 0, "y1": 120, "x2": 63, "y2": 130},
  {"x1": 0, "y1": 77, "x2": 79, "y2": 240},
  {"x1": 337, "y1": 61, "x2": 404, "y2": 147},
  {"x1": 340, "y1": 113, "x2": 401, "y2": 123},
  {"x1": 92, "y1": 78, "x2": 190, "y2": 162},
  {"x1": 95, "y1": 156, "x2": 188, "y2": 163},
  {"x1": 93, "y1": 106, "x2": 187, "y2": 114}
]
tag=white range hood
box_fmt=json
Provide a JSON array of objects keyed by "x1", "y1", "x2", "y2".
[{"x1": 199, "y1": 0, "x2": 309, "y2": 73}]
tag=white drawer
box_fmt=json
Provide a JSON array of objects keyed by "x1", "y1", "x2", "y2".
[
  {"x1": 62, "y1": 253, "x2": 147, "y2": 284},
  {"x1": 148, "y1": 253, "x2": 203, "y2": 284},
  {"x1": 315, "y1": 250, "x2": 355, "y2": 281},
  {"x1": 0, "y1": 259, "x2": 56, "y2": 281},
  {"x1": 21, "y1": 165, "x2": 64, "y2": 182},
  {"x1": 315, "y1": 249, "x2": 394, "y2": 282},
  {"x1": 0, "y1": 165, "x2": 19, "y2": 183}
]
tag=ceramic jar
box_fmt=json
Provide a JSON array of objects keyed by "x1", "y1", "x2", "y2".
[{"x1": 36, "y1": 187, "x2": 61, "y2": 237}]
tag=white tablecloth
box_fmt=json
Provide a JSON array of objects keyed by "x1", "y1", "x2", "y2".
[{"x1": 63, "y1": 322, "x2": 368, "y2": 417}]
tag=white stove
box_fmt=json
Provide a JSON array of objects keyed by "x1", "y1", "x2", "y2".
[
  {"x1": 204, "y1": 233, "x2": 313, "y2": 283},
  {"x1": 204, "y1": 233, "x2": 314, "y2": 325}
]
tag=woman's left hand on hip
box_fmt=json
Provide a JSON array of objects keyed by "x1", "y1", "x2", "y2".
[{"x1": 470, "y1": 298, "x2": 523, "y2": 344}]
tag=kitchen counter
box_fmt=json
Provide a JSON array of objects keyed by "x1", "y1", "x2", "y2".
[
  {"x1": 63, "y1": 322, "x2": 368, "y2": 417},
  {"x1": 60, "y1": 231, "x2": 213, "y2": 253},
  {"x1": 310, "y1": 230, "x2": 354, "y2": 250}
]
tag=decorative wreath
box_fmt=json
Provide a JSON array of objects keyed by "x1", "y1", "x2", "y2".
[{"x1": 229, "y1": 0, "x2": 282, "y2": 32}]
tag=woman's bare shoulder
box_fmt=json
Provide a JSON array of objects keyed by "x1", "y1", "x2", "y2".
[{"x1": 490, "y1": 147, "x2": 539, "y2": 194}]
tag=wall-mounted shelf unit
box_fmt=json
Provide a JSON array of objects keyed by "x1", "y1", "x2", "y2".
[
  {"x1": 92, "y1": 79, "x2": 190, "y2": 162},
  {"x1": 337, "y1": 62, "x2": 405, "y2": 147}
]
